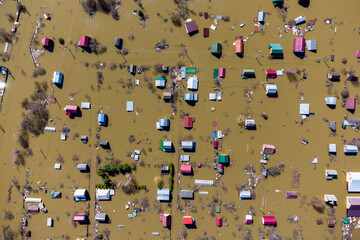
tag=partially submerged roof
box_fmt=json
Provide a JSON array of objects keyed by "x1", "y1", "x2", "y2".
[
  {"x1": 157, "y1": 189, "x2": 170, "y2": 201},
  {"x1": 299, "y1": 103, "x2": 310, "y2": 115},
  {"x1": 185, "y1": 20, "x2": 198, "y2": 35}
]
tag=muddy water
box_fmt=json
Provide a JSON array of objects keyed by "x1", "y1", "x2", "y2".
[{"x1": 1, "y1": 0, "x2": 360, "y2": 239}]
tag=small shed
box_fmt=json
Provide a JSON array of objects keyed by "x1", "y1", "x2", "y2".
[
  {"x1": 244, "y1": 215, "x2": 253, "y2": 224},
  {"x1": 203, "y1": 28, "x2": 209, "y2": 38},
  {"x1": 266, "y1": 83, "x2": 277, "y2": 96},
  {"x1": 180, "y1": 155, "x2": 190, "y2": 162},
  {"x1": 346, "y1": 98, "x2": 356, "y2": 110},
  {"x1": 294, "y1": 15, "x2": 306, "y2": 25},
  {"x1": 181, "y1": 67, "x2": 187, "y2": 79},
  {"x1": 258, "y1": 11, "x2": 265, "y2": 23},
  {"x1": 43, "y1": 12, "x2": 51, "y2": 20},
  {"x1": 245, "y1": 119, "x2": 256, "y2": 129},
  {"x1": 306, "y1": 39, "x2": 317, "y2": 51},
  {"x1": 180, "y1": 165, "x2": 192, "y2": 174},
  {"x1": 219, "y1": 68, "x2": 226, "y2": 78},
  {"x1": 286, "y1": 191, "x2": 298, "y2": 199},
  {"x1": 327, "y1": 72, "x2": 340, "y2": 81},
  {"x1": 184, "y1": 93, "x2": 198, "y2": 102},
  {"x1": 263, "y1": 144, "x2": 275, "y2": 155},
  {"x1": 187, "y1": 76, "x2": 198, "y2": 90},
  {"x1": 95, "y1": 212, "x2": 107, "y2": 222},
  {"x1": 325, "y1": 97, "x2": 336, "y2": 106},
  {"x1": 74, "y1": 189, "x2": 88, "y2": 202},
  {"x1": 73, "y1": 214, "x2": 86, "y2": 222},
  {"x1": 51, "y1": 190, "x2": 61, "y2": 198},
  {"x1": 52, "y1": 71, "x2": 63, "y2": 85},
  {"x1": 185, "y1": 20, "x2": 198, "y2": 35},
  {"x1": 242, "y1": 69, "x2": 255, "y2": 79},
  {"x1": 325, "y1": 170, "x2": 338, "y2": 180},
  {"x1": 161, "y1": 141, "x2": 172, "y2": 152},
  {"x1": 114, "y1": 38, "x2": 123, "y2": 49},
  {"x1": 65, "y1": 105, "x2": 78, "y2": 116},
  {"x1": 96, "y1": 189, "x2": 111, "y2": 201},
  {"x1": 218, "y1": 154, "x2": 229, "y2": 164},
  {"x1": 273, "y1": 0, "x2": 284, "y2": 6},
  {"x1": 262, "y1": 216, "x2": 276, "y2": 225},
  {"x1": 328, "y1": 220, "x2": 336, "y2": 228},
  {"x1": 160, "y1": 213, "x2": 171, "y2": 227},
  {"x1": 209, "y1": 93, "x2": 216, "y2": 101},
  {"x1": 344, "y1": 145, "x2": 358, "y2": 154},
  {"x1": 182, "y1": 141, "x2": 195, "y2": 151},
  {"x1": 28, "y1": 205, "x2": 39, "y2": 213},
  {"x1": 155, "y1": 77, "x2": 166, "y2": 88},
  {"x1": 77, "y1": 163, "x2": 88, "y2": 171},
  {"x1": 41, "y1": 38, "x2": 50, "y2": 47},
  {"x1": 299, "y1": 103, "x2": 310, "y2": 115},
  {"x1": 47, "y1": 218, "x2": 53, "y2": 227},
  {"x1": 235, "y1": 36, "x2": 244, "y2": 56},
  {"x1": 328, "y1": 144, "x2": 337, "y2": 154},
  {"x1": 180, "y1": 190, "x2": 194, "y2": 199},
  {"x1": 266, "y1": 70, "x2": 277, "y2": 79},
  {"x1": 239, "y1": 190, "x2": 252, "y2": 199},
  {"x1": 293, "y1": 37, "x2": 305, "y2": 53},
  {"x1": 81, "y1": 102, "x2": 91, "y2": 109},
  {"x1": 130, "y1": 65, "x2": 137, "y2": 75},
  {"x1": 156, "y1": 119, "x2": 170, "y2": 130},
  {"x1": 183, "y1": 216, "x2": 194, "y2": 225},
  {"x1": 161, "y1": 166, "x2": 169, "y2": 174},
  {"x1": 268, "y1": 44, "x2": 283, "y2": 55},
  {"x1": 163, "y1": 92, "x2": 172, "y2": 101},
  {"x1": 78, "y1": 36, "x2": 90, "y2": 47},
  {"x1": 324, "y1": 194, "x2": 338, "y2": 205},
  {"x1": 157, "y1": 189, "x2": 170, "y2": 201},
  {"x1": 216, "y1": 218, "x2": 223, "y2": 227},
  {"x1": 211, "y1": 43, "x2": 222, "y2": 56},
  {"x1": 183, "y1": 117, "x2": 195, "y2": 129},
  {"x1": 213, "y1": 68, "x2": 219, "y2": 78},
  {"x1": 126, "y1": 101, "x2": 134, "y2": 112},
  {"x1": 98, "y1": 114, "x2": 107, "y2": 126},
  {"x1": 217, "y1": 163, "x2": 224, "y2": 174}
]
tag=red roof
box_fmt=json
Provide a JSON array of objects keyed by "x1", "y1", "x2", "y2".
[
  {"x1": 293, "y1": 37, "x2": 305, "y2": 53},
  {"x1": 244, "y1": 218, "x2": 252, "y2": 224},
  {"x1": 213, "y1": 140, "x2": 218, "y2": 149},
  {"x1": 286, "y1": 191, "x2": 298, "y2": 199},
  {"x1": 183, "y1": 216, "x2": 193, "y2": 225},
  {"x1": 235, "y1": 36, "x2": 243, "y2": 54},
  {"x1": 78, "y1": 36, "x2": 89, "y2": 47},
  {"x1": 216, "y1": 218, "x2": 222, "y2": 227},
  {"x1": 28, "y1": 205, "x2": 39, "y2": 213},
  {"x1": 73, "y1": 214, "x2": 86, "y2": 222},
  {"x1": 346, "y1": 98, "x2": 356, "y2": 110},
  {"x1": 183, "y1": 117, "x2": 195, "y2": 128},
  {"x1": 263, "y1": 144, "x2": 275, "y2": 155},
  {"x1": 180, "y1": 165, "x2": 192, "y2": 174},
  {"x1": 41, "y1": 38, "x2": 50, "y2": 47},
  {"x1": 357, "y1": 50, "x2": 360, "y2": 59},
  {"x1": 65, "y1": 105, "x2": 78, "y2": 115},
  {"x1": 203, "y1": 28, "x2": 209, "y2": 38},
  {"x1": 267, "y1": 70, "x2": 277, "y2": 79},
  {"x1": 160, "y1": 214, "x2": 171, "y2": 227},
  {"x1": 262, "y1": 216, "x2": 276, "y2": 225},
  {"x1": 219, "y1": 68, "x2": 226, "y2": 78}
]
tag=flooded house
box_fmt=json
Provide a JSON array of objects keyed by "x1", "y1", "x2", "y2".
[
  {"x1": 28, "y1": 205, "x2": 39, "y2": 214},
  {"x1": 241, "y1": 69, "x2": 255, "y2": 79},
  {"x1": 245, "y1": 119, "x2": 256, "y2": 129},
  {"x1": 180, "y1": 155, "x2": 190, "y2": 162},
  {"x1": 184, "y1": 93, "x2": 198, "y2": 102},
  {"x1": 327, "y1": 72, "x2": 340, "y2": 81},
  {"x1": 217, "y1": 164, "x2": 224, "y2": 174},
  {"x1": 266, "y1": 70, "x2": 277, "y2": 79},
  {"x1": 155, "y1": 77, "x2": 166, "y2": 88},
  {"x1": 347, "y1": 73, "x2": 358, "y2": 81},
  {"x1": 218, "y1": 154, "x2": 229, "y2": 165},
  {"x1": 262, "y1": 216, "x2": 276, "y2": 225},
  {"x1": 161, "y1": 141, "x2": 172, "y2": 152},
  {"x1": 73, "y1": 214, "x2": 86, "y2": 223},
  {"x1": 156, "y1": 118, "x2": 170, "y2": 130},
  {"x1": 347, "y1": 197, "x2": 360, "y2": 217},
  {"x1": 185, "y1": 19, "x2": 198, "y2": 36},
  {"x1": 293, "y1": 37, "x2": 305, "y2": 53},
  {"x1": 346, "y1": 172, "x2": 360, "y2": 192},
  {"x1": 325, "y1": 97, "x2": 336, "y2": 107},
  {"x1": 181, "y1": 67, "x2": 187, "y2": 79},
  {"x1": 130, "y1": 65, "x2": 137, "y2": 75},
  {"x1": 286, "y1": 191, "x2": 298, "y2": 199},
  {"x1": 273, "y1": 0, "x2": 284, "y2": 6},
  {"x1": 211, "y1": 43, "x2": 222, "y2": 57},
  {"x1": 73, "y1": 189, "x2": 88, "y2": 202},
  {"x1": 325, "y1": 170, "x2": 338, "y2": 180},
  {"x1": 239, "y1": 190, "x2": 252, "y2": 199},
  {"x1": 114, "y1": 37, "x2": 123, "y2": 49},
  {"x1": 97, "y1": 114, "x2": 107, "y2": 126},
  {"x1": 219, "y1": 68, "x2": 226, "y2": 78},
  {"x1": 258, "y1": 11, "x2": 265, "y2": 23},
  {"x1": 195, "y1": 179, "x2": 214, "y2": 186},
  {"x1": 47, "y1": 218, "x2": 53, "y2": 227},
  {"x1": 324, "y1": 194, "x2": 338, "y2": 205},
  {"x1": 163, "y1": 92, "x2": 172, "y2": 101},
  {"x1": 96, "y1": 189, "x2": 111, "y2": 200},
  {"x1": 180, "y1": 190, "x2": 194, "y2": 199},
  {"x1": 266, "y1": 83, "x2": 277, "y2": 96},
  {"x1": 268, "y1": 44, "x2": 283, "y2": 56},
  {"x1": 357, "y1": 50, "x2": 360, "y2": 58},
  {"x1": 81, "y1": 102, "x2": 91, "y2": 109},
  {"x1": 235, "y1": 36, "x2": 244, "y2": 56},
  {"x1": 78, "y1": 35, "x2": 90, "y2": 47},
  {"x1": 187, "y1": 76, "x2": 198, "y2": 90},
  {"x1": 244, "y1": 215, "x2": 253, "y2": 224},
  {"x1": 181, "y1": 141, "x2": 196, "y2": 151},
  {"x1": 183, "y1": 216, "x2": 194, "y2": 225},
  {"x1": 299, "y1": 103, "x2": 310, "y2": 115},
  {"x1": 262, "y1": 144, "x2": 275, "y2": 155},
  {"x1": 50, "y1": 190, "x2": 61, "y2": 198},
  {"x1": 203, "y1": 27, "x2": 209, "y2": 37},
  {"x1": 95, "y1": 212, "x2": 107, "y2": 222},
  {"x1": 43, "y1": 12, "x2": 51, "y2": 20},
  {"x1": 306, "y1": 39, "x2": 317, "y2": 51},
  {"x1": 160, "y1": 213, "x2": 171, "y2": 227},
  {"x1": 157, "y1": 189, "x2": 170, "y2": 201},
  {"x1": 41, "y1": 37, "x2": 51, "y2": 47},
  {"x1": 328, "y1": 144, "x2": 337, "y2": 154},
  {"x1": 180, "y1": 165, "x2": 192, "y2": 174},
  {"x1": 183, "y1": 117, "x2": 195, "y2": 129},
  {"x1": 344, "y1": 145, "x2": 358, "y2": 155},
  {"x1": 99, "y1": 140, "x2": 109, "y2": 148},
  {"x1": 294, "y1": 15, "x2": 306, "y2": 25},
  {"x1": 77, "y1": 163, "x2": 88, "y2": 172},
  {"x1": 64, "y1": 105, "x2": 79, "y2": 116},
  {"x1": 216, "y1": 218, "x2": 223, "y2": 227},
  {"x1": 126, "y1": 101, "x2": 134, "y2": 112},
  {"x1": 52, "y1": 71, "x2": 63, "y2": 85}
]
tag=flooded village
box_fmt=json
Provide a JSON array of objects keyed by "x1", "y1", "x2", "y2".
[{"x1": 0, "y1": 0, "x2": 360, "y2": 239}]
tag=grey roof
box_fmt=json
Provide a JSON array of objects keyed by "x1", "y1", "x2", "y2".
[
  {"x1": 95, "y1": 212, "x2": 107, "y2": 221},
  {"x1": 77, "y1": 164, "x2": 88, "y2": 170},
  {"x1": 180, "y1": 190, "x2": 194, "y2": 199}
]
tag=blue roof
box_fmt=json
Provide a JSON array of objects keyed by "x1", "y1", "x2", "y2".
[
  {"x1": 184, "y1": 93, "x2": 198, "y2": 102},
  {"x1": 181, "y1": 67, "x2": 187, "y2": 79},
  {"x1": 98, "y1": 114, "x2": 107, "y2": 125},
  {"x1": 53, "y1": 72, "x2": 63, "y2": 84}
]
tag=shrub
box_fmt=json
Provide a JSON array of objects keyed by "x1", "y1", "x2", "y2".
[
  {"x1": 311, "y1": 195, "x2": 325, "y2": 213},
  {"x1": 58, "y1": 38, "x2": 65, "y2": 45},
  {"x1": 170, "y1": 13, "x2": 182, "y2": 27}
]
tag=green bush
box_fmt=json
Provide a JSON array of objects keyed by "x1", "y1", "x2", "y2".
[
  {"x1": 169, "y1": 163, "x2": 174, "y2": 191},
  {"x1": 58, "y1": 38, "x2": 64, "y2": 45}
]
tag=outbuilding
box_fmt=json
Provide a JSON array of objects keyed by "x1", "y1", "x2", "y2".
[
  {"x1": 78, "y1": 36, "x2": 90, "y2": 47},
  {"x1": 160, "y1": 213, "x2": 171, "y2": 227},
  {"x1": 183, "y1": 216, "x2": 194, "y2": 225},
  {"x1": 180, "y1": 165, "x2": 192, "y2": 174},
  {"x1": 239, "y1": 190, "x2": 252, "y2": 199},
  {"x1": 262, "y1": 144, "x2": 275, "y2": 155},
  {"x1": 187, "y1": 76, "x2": 198, "y2": 90},
  {"x1": 183, "y1": 117, "x2": 195, "y2": 129},
  {"x1": 126, "y1": 101, "x2": 134, "y2": 112},
  {"x1": 155, "y1": 77, "x2": 166, "y2": 88},
  {"x1": 241, "y1": 69, "x2": 255, "y2": 79},
  {"x1": 293, "y1": 37, "x2": 305, "y2": 53},
  {"x1": 219, "y1": 68, "x2": 226, "y2": 78},
  {"x1": 73, "y1": 214, "x2": 86, "y2": 223},
  {"x1": 74, "y1": 189, "x2": 88, "y2": 202},
  {"x1": 180, "y1": 190, "x2": 194, "y2": 199},
  {"x1": 286, "y1": 191, "x2": 298, "y2": 199},
  {"x1": 77, "y1": 163, "x2": 88, "y2": 171},
  {"x1": 327, "y1": 72, "x2": 340, "y2": 81},
  {"x1": 181, "y1": 141, "x2": 195, "y2": 151},
  {"x1": 156, "y1": 119, "x2": 170, "y2": 130},
  {"x1": 41, "y1": 38, "x2": 51, "y2": 47},
  {"x1": 268, "y1": 44, "x2": 283, "y2": 55},
  {"x1": 244, "y1": 215, "x2": 253, "y2": 224},
  {"x1": 266, "y1": 70, "x2": 277, "y2": 79},
  {"x1": 211, "y1": 43, "x2": 222, "y2": 57},
  {"x1": 328, "y1": 144, "x2": 337, "y2": 154},
  {"x1": 325, "y1": 97, "x2": 336, "y2": 107},
  {"x1": 95, "y1": 212, "x2": 107, "y2": 222},
  {"x1": 161, "y1": 141, "x2": 172, "y2": 152},
  {"x1": 344, "y1": 145, "x2": 358, "y2": 154},
  {"x1": 64, "y1": 105, "x2": 78, "y2": 116},
  {"x1": 266, "y1": 83, "x2": 277, "y2": 96},
  {"x1": 52, "y1": 71, "x2": 63, "y2": 85},
  {"x1": 258, "y1": 11, "x2": 265, "y2": 23},
  {"x1": 299, "y1": 103, "x2": 310, "y2": 115},
  {"x1": 216, "y1": 218, "x2": 223, "y2": 227},
  {"x1": 28, "y1": 205, "x2": 39, "y2": 213},
  {"x1": 262, "y1": 216, "x2": 276, "y2": 225},
  {"x1": 325, "y1": 170, "x2": 338, "y2": 180},
  {"x1": 245, "y1": 119, "x2": 256, "y2": 129},
  {"x1": 346, "y1": 98, "x2": 356, "y2": 111},
  {"x1": 98, "y1": 114, "x2": 107, "y2": 126}
]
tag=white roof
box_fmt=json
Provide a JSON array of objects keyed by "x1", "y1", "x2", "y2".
[
  {"x1": 157, "y1": 189, "x2": 170, "y2": 201},
  {"x1": 209, "y1": 93, "x2": 216, "y2": 101},
  {"x1": 74, "y1": 189, "x2": 86, "y2": 196},
  {"x1": 81, "y1": 102, "x2": 91, "y2": 109},
  {"x1": 299, "y1": 103, "x2": 310, "y2": 115},
  {"x1": 325, "y1": 97, "x2": 336, "y2": 105},
  {"x1": 347, "y1": 172, "x2": 360, "y2": 192},
  {"x1": 180, "y1": 155, "x2": 190, "y2": 162},
  {"x1": 96, "y1": 189, "x2": 111, "y2": 200},
  {"x1": 328, "y1": 144, "x2": 336, "y2": 153},
  {"x1": 306, "y1": 39, "x2": 317, "y2": 51},
  {"x1": 187, "y1": 76, "x2": 198, "y2": 90},
  {"x1": 54, "y1": 163, "x2": 61, "y2": 169},
  {"x1": 155, "y1": 79, "x2": 166, "y2": 87},
  {"x1": 126, "y1": 101, "x2": 134, "y2": 112}
]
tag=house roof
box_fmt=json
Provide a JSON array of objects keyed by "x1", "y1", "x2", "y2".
[
  {"x1": 263, "y1": 144, "x2": 275, "y2": 155},
  {"x1": 183, "y1": 216, "x2": 193, "y2": 225},
  {"x1": 157, "y1": 189, "x2": 170, "y2": 201},
  {"x1": 73, "y1": 214, "x2": 86, "y2": 222},
  {"x1": 180, "y1": 165, "x2": 192, "y2": 174},
  {"x1": 78, "y1": 35, "x2": 89, "y2": 47},
  {"x1": 347, "y1": 197, "x2": 360, "y2": 217},
  {"x1": 41, "y1": 38, "x2": 50, "y2": 46},
  {"x1": 65, "y1": 105, "x2": 78, "y2": 115},
  {"x1": 96, "y1": 189, "x2": 111, "y2": 200},
  {"x1": 347, "y1": 172, "x2": 360, "y2": 192},
  {"x1": 183, "y1": 117, "x2": 195, "y2": 128},
  {"x1": 269, "y1": 44, "x2": 283, "y2": 54},
  {"x1": 74, "y1": 189, "x2": 87, "y2": 196},
  {"x1": 126, "y1": 101, "x2": 134, "y2": 112},
  {"x1": 219, "y1": 154, "x2": 229, "y2": 164},
  {"x1": 161, "y1": 214, "x2": 171, "y2": 227},
  {"x1": 187, "y1": 76, "x2": 198, "y2": 90},
  {"x1": 299, "y1": 103, "x2": 310, "y2": 115},
  {"x1": 286, "y1": 191, "x2": 297, "y2": 199},
  {"x1": 219, "y1": 68, "x2": 226, "y2": 78},
  {"x1": 211, "y1": 43, "x2": 222, "y2": 53},
  {"x1": 216, "y1": 218, "x2": 223, "y2": 226},
  {"x1": 235, "y1": 36, "x2": 243, "y2": 54},
  {"x1": 184, "y1": 93, "x2": 198, "y2": 101},
  {"x1": 346, "y1": 98, "x2": 356, "y2": 110},
  {"x1": 185, "y1": 20, "x2": 198, "y2": 34},
  {"x1": 306, "y1": 39, "x2": 317, "y2": 51},
  {"x1": 293, "y1": 37, "x2": 305, "y2": 53},
  {"x1": 180, "y1": 190, "x2": 194, "y2": 199},
  {"x1": 262, "y1": 216, "x2": 276, "y2": 225},
  {"x1": 95, "y1": 212, "x2": 107, "y2": 221},
  {"x1": 52, "y1": 71, "x2": 63, "y2": 84}
]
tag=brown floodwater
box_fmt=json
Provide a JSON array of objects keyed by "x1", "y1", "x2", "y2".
[{"x1": 1, "y1": 0, "x2": 360, "y2": 239}]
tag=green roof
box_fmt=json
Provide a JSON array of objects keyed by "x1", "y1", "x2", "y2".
[
  {"x1": 211, "y1": 43, "x2": 222, "y2": 54},
  {"x1": 213, "y1": 69, "x2": 219, "y2": 78},
  {"x1": 219, "y1": 154, "x2": 229, "y2": 164},
  {"x1": 269, "y1": 44, "x2": 283, "y2": 54},
  {"x1": 186, "y1": 68, "x2": 196, "y2": 74},
  {"x1": 156, "y1": 77, "x2": 166, "y2": 81}
]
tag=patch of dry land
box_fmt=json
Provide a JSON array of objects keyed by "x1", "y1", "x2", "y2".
[{"x1": 1, "y1": 0, "x2": 360, "y2": 239}]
